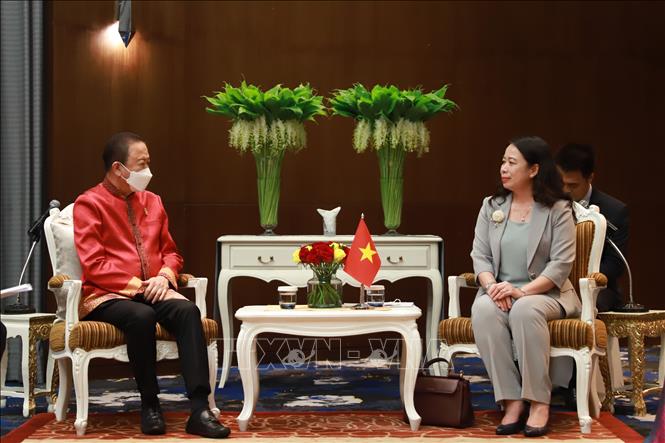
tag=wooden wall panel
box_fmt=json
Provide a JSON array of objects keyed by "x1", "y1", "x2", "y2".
[{"x1": 46, "y1": 1, "x2": 665, "y2": 374}]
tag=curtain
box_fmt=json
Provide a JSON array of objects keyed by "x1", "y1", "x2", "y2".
[{"x1": 1, "y1": 0, "x2": 45, "y2": 382}]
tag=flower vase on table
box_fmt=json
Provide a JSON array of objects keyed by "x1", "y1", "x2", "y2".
[
  {"x1": 329, "y1": 83, "x2": 457, "y2": 234},
  {"x1": 378, "y1": 143, "x2": 406, "y2": 234},
  {"x1": 307, "y1": 271, "x2": 343, "y2": 308},
  {"x1": 203, "y1": 82, "x2": 327, "y2": 235},
  {"x1": 255, "y1": 152, "x2": 283, "y2": 235},
  {"x1": 293, "y1": 241, "x2": 349, "y2": 308}
]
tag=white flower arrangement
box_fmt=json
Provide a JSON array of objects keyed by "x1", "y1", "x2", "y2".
[
  {"x1": 204, "y1": 82, "x2": 326, "y2": 156},
  {"x1": 352, "y1": 117, "x2": 431, "y2": 155},
  {"x1": 491, "y1": 209, "x2": 505, "y2": 227},
  {"x1": 331, "y1": 84, "x2": 456, "y2": 157},
  {"x1": 228, "y1": 116, "x2": 307, "y2": 155}
]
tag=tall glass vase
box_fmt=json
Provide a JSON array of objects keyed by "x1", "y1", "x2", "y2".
[
  {"x1": 377, "y1": 145, "x2": 406, "y2": 235},
  {"x1": 255, "y1": 152, "x2": 284, "y2": 235}
]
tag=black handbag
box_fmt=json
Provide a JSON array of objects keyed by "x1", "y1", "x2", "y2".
[{"x1": 412, "y1": 357, "x2": 474, "y2": 428}]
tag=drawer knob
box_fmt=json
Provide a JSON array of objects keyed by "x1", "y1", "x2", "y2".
[
  {"x1": 257, "y1": 256, "x2": 274, "y2": 264},
  {"x1": 387, "y1": 256, "x2": 404, "y2": 264}
]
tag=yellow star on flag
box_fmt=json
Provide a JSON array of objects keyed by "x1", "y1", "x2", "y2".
[{"x1": 358, "y1": 242, "x2": 378, "y2": 263}]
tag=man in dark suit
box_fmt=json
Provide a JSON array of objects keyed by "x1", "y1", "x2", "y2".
[{"x1": 555, "y1": 143, "x2": 629, "y2": 312}]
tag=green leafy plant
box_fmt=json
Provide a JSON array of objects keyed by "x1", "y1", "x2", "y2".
[
  {"x1": 330, "y1": 84, "x2": 457, "y2": 155},
  {"x1": 203, "y1": 82, "x2": 327, "y2": 233},
  {"x1": 204, "y1": 82, "x2": 327, "y2": 155},
  {"x1": 330, "y1": 84, "x2": 457, "y2": 233}
]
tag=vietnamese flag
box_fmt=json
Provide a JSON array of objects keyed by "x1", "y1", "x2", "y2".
[{"x1": 344, "y1": 216, "x2": 381, "y2": 287}]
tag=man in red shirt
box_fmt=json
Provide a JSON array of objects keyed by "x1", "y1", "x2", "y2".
[{"x1": 74, "y1": 132, "x2": 229, "y2": 438}]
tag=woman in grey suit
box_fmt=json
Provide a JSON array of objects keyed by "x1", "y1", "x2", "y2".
[{"x1": 471, "y1": 136, "x2": 579, "y2": 437}]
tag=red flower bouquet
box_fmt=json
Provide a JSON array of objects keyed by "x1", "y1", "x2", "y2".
[{"x1": 293, "y1": 242, "x2": 349, "y2": 307}]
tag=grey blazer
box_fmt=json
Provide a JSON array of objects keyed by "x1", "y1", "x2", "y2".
[{"x1": 471, "y1": 194, "x2": 581, "y2": 318}]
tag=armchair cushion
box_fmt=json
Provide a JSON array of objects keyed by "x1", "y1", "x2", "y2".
[
  {"x1": 50, "y1": 318, "x2": 220, "y2": 352},
  {"x1": 549, "y1": 318, "x2": 607, "y2": 350},
  {"x1": 47, "y1": 205, "x2": 82, "y2": 321},
  {"x1": 50, "y1": 205, "x2": 82, "y2": 280},
  {"x1": 439, "y1": 317, "x2": 607, "y2": 350},
  {"x1": 586, "y1": 272, "x2": 608, "y2": 287},
  {"x1": 461, "y1": 273, "x2": 478, "y2": 287},
  {"x1": 439, "y1": 317, "x2": 476, "y2": 344}
]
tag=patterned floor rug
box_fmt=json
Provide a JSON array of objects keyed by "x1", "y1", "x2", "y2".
[
  {"x1": 2, "y1": 410, "x2": 645, "y2": 442},
  {"x1": 1, "y1": 347, "x2": 661, "y2": 440}
]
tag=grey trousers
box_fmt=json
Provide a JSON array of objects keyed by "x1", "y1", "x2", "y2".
[{"x1": 471, "y1": 294, "x2": 564, "y2": 404}]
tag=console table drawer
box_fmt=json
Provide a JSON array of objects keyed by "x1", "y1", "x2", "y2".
[
  {"x1": 229, "y1": 245, "x2": 298, "y2": 268},
  {"x1": 376, "y1": 245, "x2": 430, "y2": 268}
]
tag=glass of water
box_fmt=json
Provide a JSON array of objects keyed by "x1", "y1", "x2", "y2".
[
  {"x1": 366, "y1": 285, "x2": 385, "y2": 307},
  {"x1": 278, "y1": 286, "x2": 297, "y2": 309}
]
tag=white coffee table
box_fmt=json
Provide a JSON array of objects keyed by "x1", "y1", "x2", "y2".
[{"x1": 235, "y1": 305, "x2": 423, "y2": 431}]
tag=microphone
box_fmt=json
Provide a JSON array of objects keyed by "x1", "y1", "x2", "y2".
[
  {"x1": 5, "y1": 199, "x2": 61, "y2": 314},
  {"x1": 602, "y1": 220, "x2": 647, "y2": 312},
  {"x1": 27, "y1": 199, "x2": 60, "y2": 242}
]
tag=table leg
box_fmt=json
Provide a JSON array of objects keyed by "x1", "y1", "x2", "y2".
[
  {"x1": 251, "y1": 336, "x2": 259, "y2": 403},
  {"x1": 236, "y1": 325, "x2": 257, "y2": 431},
  {"x1": 28, "y1": 333, "x2": 39, "y2": 416},
  {"x1": 399, "y1": 337, "x2": 405, "y2": 403},
  {"x1": 46, "y1": 348, "x2": 58, "y2": 412},
  {"x1": 20, "y1": 332, "x2": 31, "y2": 417},
  {"x1": 627, "y1": 328, "x2": 647, "y2": 416},
  {"x1": 599, "y1": 354, "x2": 614, "y2": 412},
  {"x1": 428, "y1": 274, "x2": 443, "y2": 375},
  {"x1": 218, "y1": 272, "x2": 234, "y2": 388},
  {"x1": 401, "y1": 323, "x2": 422, "y2": 431},
  {"x1": 659, "y1": 332, "x2": 665, "y2": 387},
  {"x1": 0, "y1": 342, "x2": 7, "y2": 408},
  {"x1": 606, "y1": 336, "x2": 624, "y2": 391}
]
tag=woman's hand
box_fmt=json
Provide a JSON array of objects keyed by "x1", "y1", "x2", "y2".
[
  {"x1": 488, "y1": 281, "x2": 518, "y2": 300},
  {"x1": 494, "y1": 296, "x2": 512, "y2": 312},
  {"x1": 487, "y1": 281, "x2": 526, "y2": 312}
]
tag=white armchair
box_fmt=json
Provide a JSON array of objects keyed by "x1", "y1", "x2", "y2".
[{"x1": 44, "y1": 203, "x2": 220, "y2": 436}]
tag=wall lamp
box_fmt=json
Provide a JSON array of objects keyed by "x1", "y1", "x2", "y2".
[{"x1": 117, "y1": 0, "x2": 133, "y2": 47}]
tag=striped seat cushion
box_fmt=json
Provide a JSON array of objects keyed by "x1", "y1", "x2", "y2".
[
  {"x1": 439, "y1": 317, "x2": 607, "y2": 350},
  {"x1": 50, "y1": 318, "x2": 220, "y2": 352}
]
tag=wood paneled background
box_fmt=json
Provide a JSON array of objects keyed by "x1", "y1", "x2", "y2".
[{"x1": 46, "y1": 1, "x2": 665, "y2": 376}]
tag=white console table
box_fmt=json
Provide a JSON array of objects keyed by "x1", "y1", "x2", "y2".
[{"x1": 216, "y1": 235, "x2": 443, "y2": 388}]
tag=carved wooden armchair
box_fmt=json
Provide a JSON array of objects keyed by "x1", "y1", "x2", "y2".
[
  {"x1": 44, "y1": 203, "x2": 220, "y2": 435},
  {"x1": 438, "y1": 202, "x2": 610, "y2": 433}
]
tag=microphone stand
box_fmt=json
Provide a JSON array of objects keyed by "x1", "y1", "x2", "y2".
[
  {"x1": 4, "y1": 238, "x2": 38, "y2": 314},
  {"x1": 4, "y1": 200, "x2": 60, "y2": 314},
  {"x1": 605, "y1": 234, "x2": 647, "y2": 313}
]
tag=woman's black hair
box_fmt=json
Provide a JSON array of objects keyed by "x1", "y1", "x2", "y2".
[{"x1": 491, "y1": 136, "x2": 573, "y2": 209}]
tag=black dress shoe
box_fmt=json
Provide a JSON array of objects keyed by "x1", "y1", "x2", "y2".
[
  {"x1": 186, "y1": 409, "x2": 231, "y2": 439},
  {"x1": 141, "y1": 405, "x2": 166, "y2": 435},
  {"x1": 496, "y1": 419, "x2": 525, "y2": 435},
  {"x1": 524, "y1": 423, "x2": 550, "y2": 437},
  {"x1": 496, "y1": 411, "x2": 527, "y2": 435}
]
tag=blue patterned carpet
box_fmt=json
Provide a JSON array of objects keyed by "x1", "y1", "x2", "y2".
[{"x1": 1, "y1": 346, "x2": 661, "y2": 438}]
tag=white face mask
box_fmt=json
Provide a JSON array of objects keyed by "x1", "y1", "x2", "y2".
[{"x1": 120, "y1": 163, "x2": 152, "y2": 192}]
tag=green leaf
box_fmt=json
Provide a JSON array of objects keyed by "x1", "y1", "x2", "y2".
[{"x1": 203, "y1": 81, "x2": 326, "y2": 123}]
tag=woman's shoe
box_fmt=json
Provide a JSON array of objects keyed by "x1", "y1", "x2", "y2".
[
  {"x1": 496, "y1": 420, "x2": 525, "y2": 435},
  {"x1": 496, "y1": 411, "x2": 528, "y2": 435},
  {"x1": 524, "y1": 422, "x2": 550, "y2": 437}
]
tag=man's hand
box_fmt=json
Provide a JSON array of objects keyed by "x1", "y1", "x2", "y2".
[
  {"x1": 143, "y1": 275, "x2": 170, "y2": 303},
  {"x1": 162, "y1": 289, "x2": 188, "y2": 302}
]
